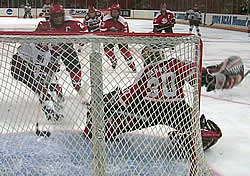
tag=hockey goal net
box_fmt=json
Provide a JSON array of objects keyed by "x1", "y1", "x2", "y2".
[{"x1": 0, "y1": 32, "x2": 210, "y2": 175}]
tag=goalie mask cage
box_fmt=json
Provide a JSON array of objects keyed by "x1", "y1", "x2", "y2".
[{"x1": 0, "y1": 32, "x2": 211, "y2": 176}]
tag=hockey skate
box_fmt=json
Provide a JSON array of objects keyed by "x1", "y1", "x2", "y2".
[
  {"x1": 111, "y1": 58, "x2": 117, "y2": 69},
  {"x1": 41, "y1": 90, "x2": 65, "y2": 122},
  {"x1": 42, "y1": 99, "x2": 64, "y2": 121}
]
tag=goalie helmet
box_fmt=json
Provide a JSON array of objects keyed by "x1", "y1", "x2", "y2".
[{"x1": 141, "y1": 45, "x2": 165, "y2": 65}]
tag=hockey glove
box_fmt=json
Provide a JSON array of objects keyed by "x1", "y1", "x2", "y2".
[
  {"x1": 200, "y1": 114, "x2": 222, "y2": 151},
  {"x1": 202, "y1": 56, "x2": 244, "y2": 92}
]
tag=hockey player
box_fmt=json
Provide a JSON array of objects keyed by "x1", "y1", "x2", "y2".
[
  {"x1": 83, "y1": 6, "x2": 104, "y2": 32},
  {"x1": 41, "y1": 0, "x2": 51, "y2": 21},
  {"x1": 35, "y1": 3, "x2": 88, "y2": 102},
  {"x1": 84, "y1": 46, "x2": 246, "y2": 150},
  {"x1": 10, "y1": 43, "x2": 64, "y2": 121},
  {"x1": 100, "y1": 3, "x2": 136, "y2": 72},
  {"x1": 185, "y1": 4, "x2": 202, "y2": 36},
  {"x1": 153, "y1": 3, "x2": 175, "y2": 33},
  {"x1": 24, "y1": 3, "x2": 32, "y2": 18}
]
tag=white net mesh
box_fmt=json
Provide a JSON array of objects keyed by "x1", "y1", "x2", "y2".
[{"x1": 0, "y1": 32, "x2": 210, "y2": 175}]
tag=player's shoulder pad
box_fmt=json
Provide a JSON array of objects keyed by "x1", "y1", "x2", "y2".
[
  {"x1": 38, "y1": 21, "x2": 49, "y2": 25},
  {"x1": 194, "y1": 9, "x2": 200, "y2": 12},
  {"x1": 36, "y1": 21, "x2": 50, "y2": 31},
  {"x1": 95, "y1": 11, "x2": 102, "y2": 17},
  {"x1": 64, "y1": 16, "x2": 83, "y2": 25},
  {"x1": 84, "y1": 14, "x2": 90, "y2": 20},
  {"x1": 64, "y1": 15, "x2": 78, "y2": 22},
  {"x1": 155, "y1": 12, "x2": 161, "y2": 18},
  {"x1": 166, "y1": 10, "x2": 174, "y2": 14},
  {"x1": 102, "y1": 14, "x2": 112, "y2": 21},
  {"x1": 117, "y1": 16, "x2": 128, "y2": 26}
]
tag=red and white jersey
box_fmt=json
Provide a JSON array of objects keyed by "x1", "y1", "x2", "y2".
[
  {"x1": 119, "y1": 58, "x2": 194, "y2": 107},
  {"x1": 83, "y1": 10, "x2": 104, "y2": 32},
  {"x1": 153, "y1": 10, "x2": 175, "y2": 27},
  {"x1": 100, "y1": 14, "x2": 129, "y2": 33},
  {"x1": 36, "y1": 16, "x2": 87, "y2": 32}
]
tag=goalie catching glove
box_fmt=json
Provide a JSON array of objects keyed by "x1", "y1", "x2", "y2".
[
  {"x1": 200, "y1": 114, "x2": 222, "y2": 151},
  {"x1": 168, "y1": 114, "x2": 222, "y2": 151},
  {"x1": 202, "y1": 56, "x2": 245, "y2": 92}
]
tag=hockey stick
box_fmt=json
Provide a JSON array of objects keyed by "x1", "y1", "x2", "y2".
[
  {"x1": 128, "y1": 47, "x2": 144, "y2": 61},
  {"x1": 154, "y1": 24, "x2": 173, "y2": 32},
  {"x1": 244, "y1": 70, "x2": 250, "y2": 78}
]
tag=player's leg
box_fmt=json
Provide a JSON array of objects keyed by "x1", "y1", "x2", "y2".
[
  {"x1": 11, "y1": 54, "x2": 64, "y2": 121},
  {"x1": 195, "y1": 21, "x2": 201, "y2": 36},
  {"x1": 11, "y1": 54, "x2": 42, "y2": 95},
  {"x1": 60, "y1": 44, "x2": 82, "y2": 91},
  {"x1": 83, "y1": 87, "x2": 122, "y2": 138},
  {"x1": 40, "y1": 76, "x2": 64, "y2": 121},
  {"x1": 104, "y1": 43, "x2": 117, "y2": 69},
  {"x1": 189, "y1": 21, "x2": 194, "y2": 33},
  {"x1": 118, "y1": 44, "x2": 136, "y2": 72}
]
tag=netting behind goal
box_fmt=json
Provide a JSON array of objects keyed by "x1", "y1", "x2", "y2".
[{"x1": 0, "y1": 32, "x2": 211, "y2": 175}]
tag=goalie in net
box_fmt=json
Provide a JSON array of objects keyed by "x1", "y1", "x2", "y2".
[{"x1": 84, "y1": 45, "x2": 246, "y2": 151}]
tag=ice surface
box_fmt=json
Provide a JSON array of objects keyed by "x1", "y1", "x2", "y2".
[{"x1": 0, "y1": 17, "x2": 249, "y2": 176}]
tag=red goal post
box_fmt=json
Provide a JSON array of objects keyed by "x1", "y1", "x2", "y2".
[{"x1": 0, "y1": 31, "x2": 210, "y2": 175}]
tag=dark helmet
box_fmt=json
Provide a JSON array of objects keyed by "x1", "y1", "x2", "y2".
[{"x1": 141, "y1": 45, "x2": 165, "y2": 65}]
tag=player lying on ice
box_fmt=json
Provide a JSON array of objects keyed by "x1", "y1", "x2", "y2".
[{"x1": 84, "y1": 45, "x2": 246, "y2": 151}]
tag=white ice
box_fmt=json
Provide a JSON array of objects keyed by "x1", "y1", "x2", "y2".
[{"x1": 0, "y1": 17, "x2": 249, "y2": 176}]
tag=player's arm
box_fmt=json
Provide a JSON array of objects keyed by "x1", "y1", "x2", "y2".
[
  {"x1": 185, "y1": 10, "x2": 189, "y2": 20},
  {"x1": 74, "y1": 21, "x2": 88, "y2": 32},
  {"x1": 100, "y1": 20, "x2": 108, "y2": 32},
  {"x1": 123, "y1": 21, "x2": 129, "y2": 33},
  {"x1": 169, "y1": 12, "x2": 176, "y2": 27},
  {"x1": 35, "y1": 21, "x2": 51, "y2": 32},
  {"x1": 153, "y1": 18, "x2": 160, "y2": 33}
]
